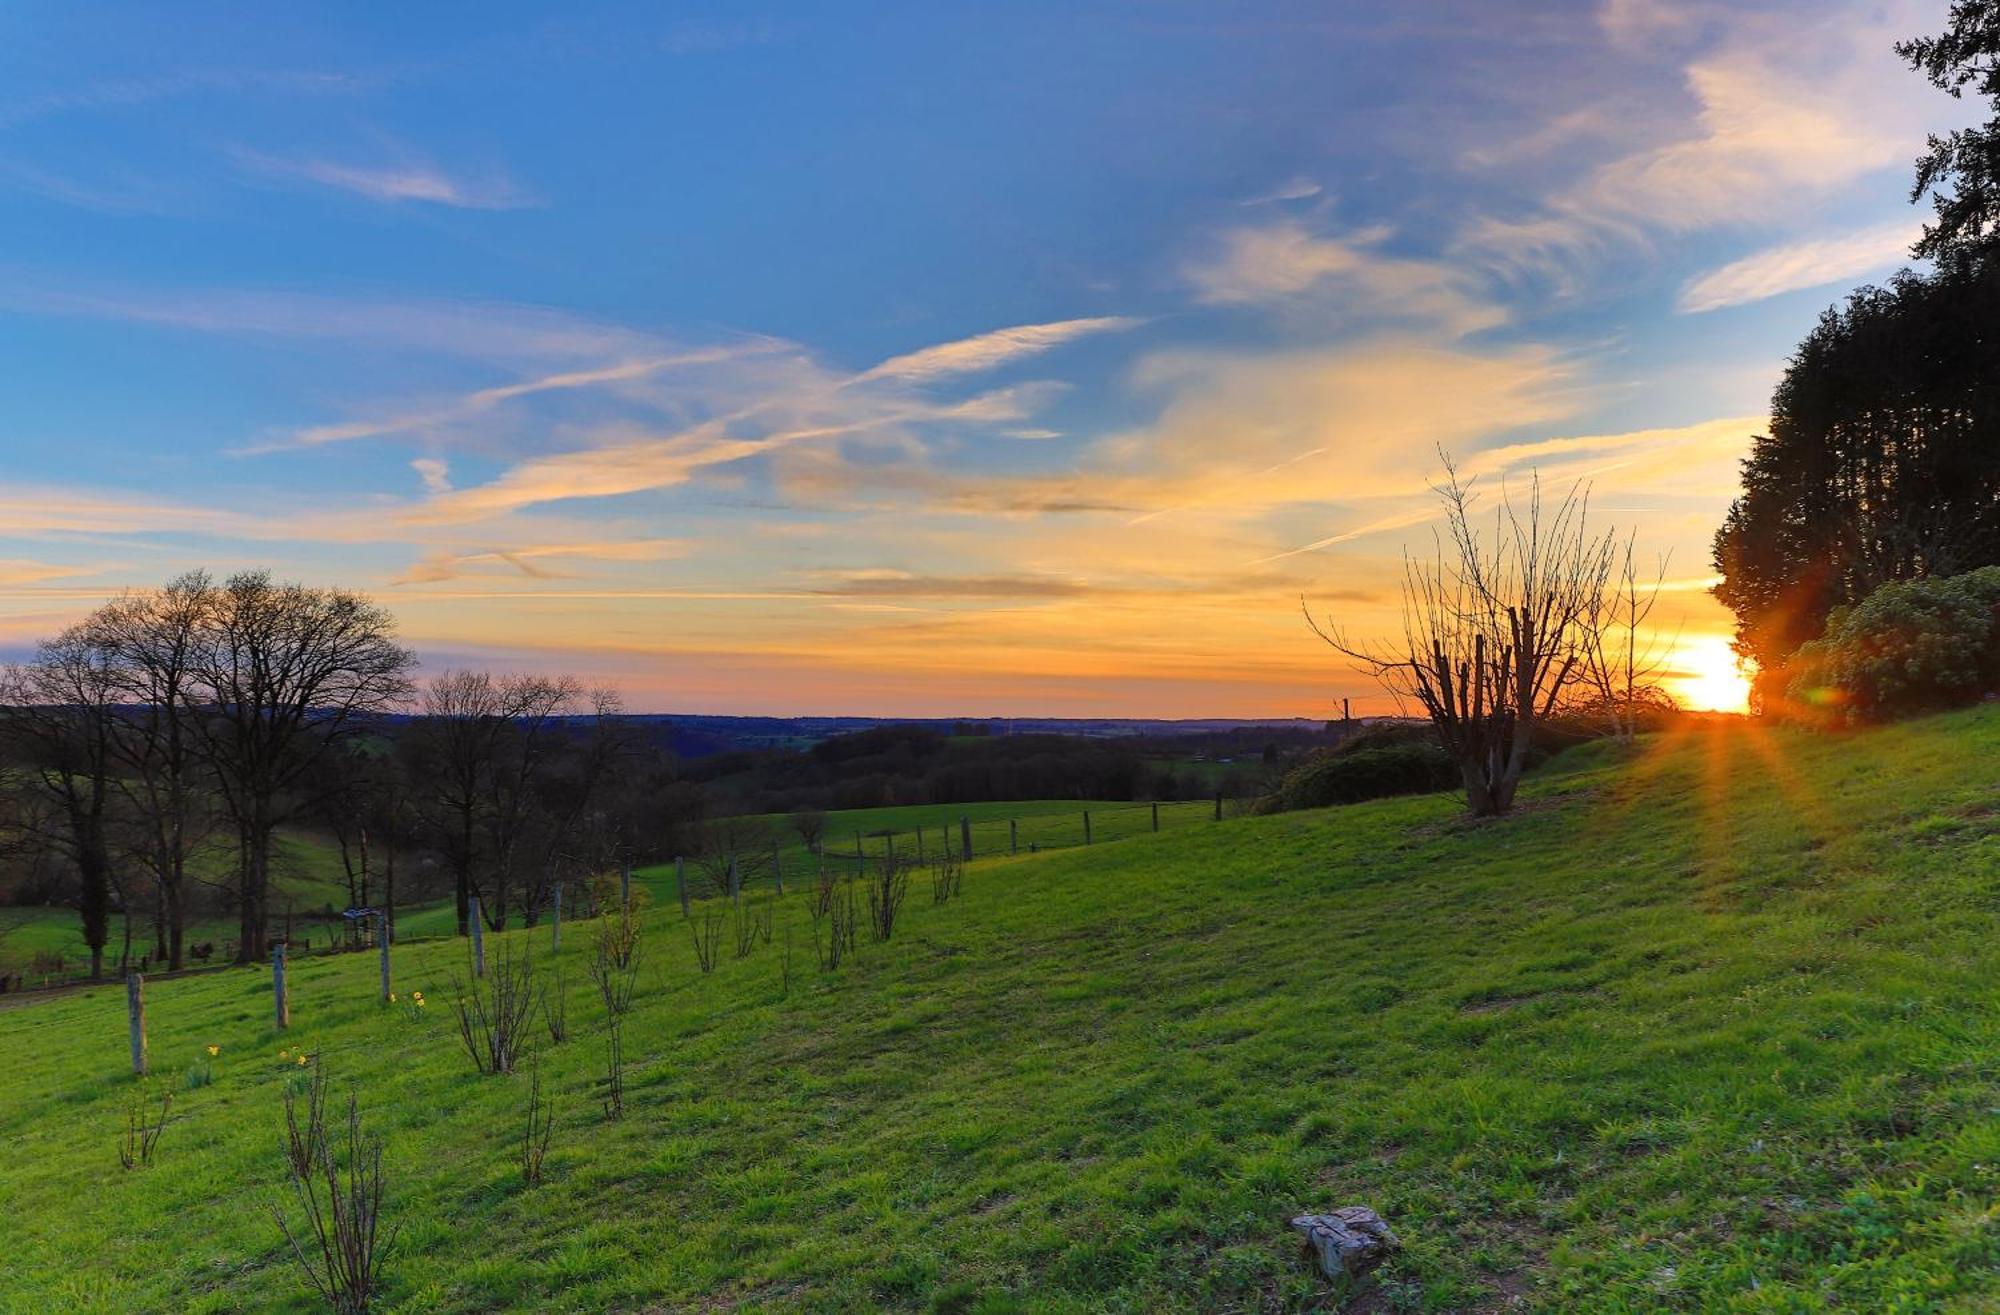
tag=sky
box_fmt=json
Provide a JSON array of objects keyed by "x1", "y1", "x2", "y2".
[{"x1": 0, "y1": 0, "x2": 1966, "y2": 717}]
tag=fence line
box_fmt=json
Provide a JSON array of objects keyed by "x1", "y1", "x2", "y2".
[{"x1": 668, "y1": 794, "x2": 1255, "y2": 904}]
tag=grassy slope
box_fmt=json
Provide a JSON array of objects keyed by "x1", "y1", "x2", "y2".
[
  {"x1": 1, "y1": 710, "x2": 1998, "y2": 1313},
  {"x1": 692, "y1": 798, "x2": 1228, "y2": 896}
]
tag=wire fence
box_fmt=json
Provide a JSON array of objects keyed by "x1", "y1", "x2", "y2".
[{"x1": 656, "y1": 794, "x2": 1259, "y2": 908}]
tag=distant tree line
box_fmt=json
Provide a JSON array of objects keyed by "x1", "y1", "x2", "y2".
[{"x1": 679, "y1": 722, "x2": 1335, "y2": 817}]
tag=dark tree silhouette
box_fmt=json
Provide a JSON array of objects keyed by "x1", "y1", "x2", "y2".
[
  {"x1": 189, "y1": 572, "x2": 415, "y2": 963},
  {"x1": 1901, "y1": 2, "x2": 2000, "y2": 270},
  {"x1": 1711, "y1": 271, "x2": 2000, "y2": 681},
  {"x1": 1714, "y1": 9, "x2": 2000, "y2": 690}
]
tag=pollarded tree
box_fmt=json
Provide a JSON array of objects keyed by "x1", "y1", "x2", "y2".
[{"x1": 1309, "y1": 460, "x2": 1618, "y2": 817}]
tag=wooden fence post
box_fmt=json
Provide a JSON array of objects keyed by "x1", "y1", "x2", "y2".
[
  {"x1": 272, "y1": 945, "x2": 290, "y2": 1029},
  {"x1": 1152, "y1": 801, "x2": 1160, "y2": 832},
  {"x1": 676, "y1": 857, "x2": 688, "y2": 917},
  {"x1": 772, "y1": 843, "x2": 784, "y2": 895},
  {"x1": 552, "y1": 886, "x2": 562, "y2": 955},
  {"x1": 961, "y1": 815, "x2": 972, "y2": 859},
  {"x1": 728, "y1": 855, "x2": 740, "y2": 905},
  {"x1": 1214, "y1": 791, "x2": 1223, "y2": 821},
  {"x1": 469, "y1": 897, "x2": 486, "y2": 978},
  {"x1": 619, "y1": 861, "x2": 631, "y2": 906},
  {"x1": 127, "y1": 973, "x2": 147, "y2": 1076},
  {"x1": 378, "y1": 912, "x2": 392, "y2": 1002},
  {"x1": 1083, "y1": 811, "x2": 1092, "y2": 845},
  {"x1": 1009, "y1": 818, "x2": 1017, "y2": 854}
]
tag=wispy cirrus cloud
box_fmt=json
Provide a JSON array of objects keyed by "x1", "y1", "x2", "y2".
[
  {"x1": 1458, "y1": 0, "x2": 1939, "y2": 288},
  {"x1": 246, "y1": 343, "x2": 786, "y2": 451},
  {"x1": 395, "y1": 538, "x2": 690, "y2": 584},
  {"x1": 1240, "y1": 176, "x2": 1323, "y2": 206},
  {"x1": 231, "y1": 148, "x2": 535, "y2": 209},
  {"x1": 853, "y1": 316, "x2": 1141, "y2": 384},
  {"x1": 1184, "y1": 221, "x2": 1505, "y2": 336},
  {"x1": 1677, "y1": 218, "x2": 1920, "y2": 312}
]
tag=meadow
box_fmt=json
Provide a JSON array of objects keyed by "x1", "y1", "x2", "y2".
[{"x1": 1, "y1": 708, "x2": 1997, "y2": 1312}]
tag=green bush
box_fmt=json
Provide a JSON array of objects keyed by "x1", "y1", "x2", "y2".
[
  {"x1": 1264, "y1": 735, "x2": 1457, "y2": 812},
  {"x1": 1785, "y1": 566, "x2": 2000, "y2": 722}
]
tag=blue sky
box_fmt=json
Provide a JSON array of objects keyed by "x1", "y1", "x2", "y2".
[{"x1": 0, "y1": 0, "x2": 1962, "y2": 714}]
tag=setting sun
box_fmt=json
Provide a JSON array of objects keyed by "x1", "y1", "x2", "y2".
[{"x1": 1666, "y1": 635, "x2": 1753, "y2": 713}]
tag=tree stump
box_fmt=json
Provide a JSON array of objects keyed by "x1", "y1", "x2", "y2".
[{"x1": 1290, "y1": 1206, "x2": 1399, "y2": 1280}]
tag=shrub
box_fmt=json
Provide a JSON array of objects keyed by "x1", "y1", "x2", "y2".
[
  {"x1": 274, "y1": 1066, "x2": 395, "y2": 1314},
  {"x1": 448, "y1": 941, "x2": 537, "y2": 1076},
  {"x1": 1264, "y1": 730, "x2": 1457, "y2": 813},
  {"x1": 1784, "y1": 566, "x2": 2000, "y2": 722}
]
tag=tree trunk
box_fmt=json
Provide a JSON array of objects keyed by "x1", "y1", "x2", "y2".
[{"x1": 239, "y1": 822, "x2": 271, "y2": 964}]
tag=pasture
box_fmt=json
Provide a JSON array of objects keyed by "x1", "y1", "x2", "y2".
[{"x1": 0, "y1": 708, "x2": 1996, "y2": 1311}]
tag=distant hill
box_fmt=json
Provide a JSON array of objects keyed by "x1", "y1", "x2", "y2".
[{"x1": 600, "y1": 713, "x2": 1366, "y2": 759}]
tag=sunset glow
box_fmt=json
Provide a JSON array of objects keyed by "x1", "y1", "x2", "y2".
[
  {"x1": 0, "y1": 4, "x2": 1958, "y2": 715},
  {"x1": 1667, "y1": 635, "x2": 1755, "y2": 714}
]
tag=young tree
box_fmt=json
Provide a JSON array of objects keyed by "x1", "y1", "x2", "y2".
[
  {"x1": 188, "y1": 572, "x2": 415, "y2": 963},
  {"x1": 1309, "y1": 460, "x2": 1617, "y2": 817},
  {"x1": 789, "y1": 807, "x2": 829, "y2": 854}
]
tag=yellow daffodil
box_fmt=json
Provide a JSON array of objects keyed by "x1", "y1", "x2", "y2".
[
  {"x1": 206, "y1": 1044, "x2": 220, "y2": 1057},
  {"x1": 388, "y1": 992, "x2": 397, "y2": 1003},
  {"x1": 416, "y1": 997, "x2": 427, "y2": 1008},
  {"x1": 296, "y1": 1054, "x2": 309, "y2": 1066}
]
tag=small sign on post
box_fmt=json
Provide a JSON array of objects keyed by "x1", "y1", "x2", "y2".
[
  {"x1": 127, "y1": 973, "x2": 147, "y2": 1076},
  {"x1": 469, "y1": 896, "x2": 486, "y2": 978},
  {"x1": 273, "y1": 944, "x2": 290, "y2": 1029}
]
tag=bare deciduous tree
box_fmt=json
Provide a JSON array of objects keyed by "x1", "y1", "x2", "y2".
[
  {"x1": 1576, "y1": 540, "x2": 1677, "y2": 744},
  {"x1": 0, "y1": 628, "x2": 125, "y2": 977},
  {"x1": 1309, "y1": 459, "x2": 1623, "y2": 817},
  {"x1": 91, "y1": 573, "x2": 219, "y2": 970},
  {"x1": 189, "y1": 572, "x2": 415, "y2": 963},
  {"x1": 406, "y1": 669, "x2": 579, "y2": 937},
  {"x1": 788, "y1": 807, "x2": 828, "y2": 854}
]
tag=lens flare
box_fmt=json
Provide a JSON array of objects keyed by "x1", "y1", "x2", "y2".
[{"x1": 1666, "y1": 634, "x2": 1752, "y2": 713}]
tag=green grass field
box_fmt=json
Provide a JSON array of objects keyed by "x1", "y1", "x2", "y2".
[
  {"x1": 2, "y1": 708, "x2": 1998, "y2": 1311},
  {"x1": 643, "y1": 798, "x2": 1229, "y2": 905}
]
